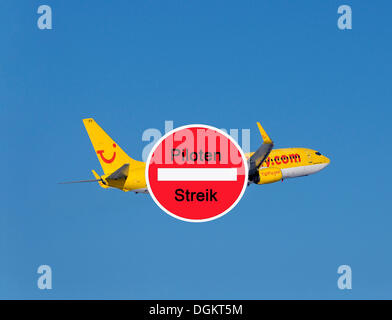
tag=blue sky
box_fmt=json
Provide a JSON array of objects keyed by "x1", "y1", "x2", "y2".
[{"x1": 1, "y1": 1, "x2": 392, "y2": 299}]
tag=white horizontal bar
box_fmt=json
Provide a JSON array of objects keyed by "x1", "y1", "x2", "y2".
[{"x1": 157, "y1": 168, "x2": 238, "y2": 181}]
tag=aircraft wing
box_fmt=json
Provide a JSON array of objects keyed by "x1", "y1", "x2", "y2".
[{"x1": 248, "y1": 122, "x2": 274, "y2": 184}]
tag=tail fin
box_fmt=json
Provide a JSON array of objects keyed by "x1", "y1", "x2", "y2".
[{"x1": 83, "y1": 118, "x2": 144, "y2": 174}]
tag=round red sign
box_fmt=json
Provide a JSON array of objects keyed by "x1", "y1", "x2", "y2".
[{"x1": 146, "y1": 124, "x2": 248, "y2": 222}]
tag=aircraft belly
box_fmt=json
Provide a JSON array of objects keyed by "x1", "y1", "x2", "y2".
[{"x1": 281, "y1": 163, "x2": 328, "y2": 179}]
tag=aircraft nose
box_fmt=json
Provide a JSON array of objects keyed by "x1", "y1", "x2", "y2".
[{"x1": 323, "y1": 155, "x2": 331, "y2": 165}]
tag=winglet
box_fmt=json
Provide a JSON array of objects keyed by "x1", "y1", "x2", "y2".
[{"x1": 257, "y1": 122, "x2": 273, "y2": 144}]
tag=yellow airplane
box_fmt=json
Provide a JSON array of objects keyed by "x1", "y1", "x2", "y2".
[{"x1": 61, "y1": 118, "x2": 330, "y2": 192}]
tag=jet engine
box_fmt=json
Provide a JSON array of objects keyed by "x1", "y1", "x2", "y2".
[{"x1": 256, "y1": 167, "x2": 282, "y2": 185}]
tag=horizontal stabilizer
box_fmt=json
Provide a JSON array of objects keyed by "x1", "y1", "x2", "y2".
[
  {"x1": 106, "y1": 163, "x2": 130, "y2": 181},
  {"x1": 92, "y1": 170, "x2": 109, "y2": 189}
]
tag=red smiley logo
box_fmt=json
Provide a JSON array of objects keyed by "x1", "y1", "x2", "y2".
[{"x1": 97, "y1": 143, "x2": 117, "y2": 164}]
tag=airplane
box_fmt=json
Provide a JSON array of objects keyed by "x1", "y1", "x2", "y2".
[{"x1": 60, "y1": 118, "x2": 330, "y2": 193}]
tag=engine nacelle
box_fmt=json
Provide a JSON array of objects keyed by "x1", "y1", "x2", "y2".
[{"x1": 257, "y1": 167, "x2": 282, "y2": 185}]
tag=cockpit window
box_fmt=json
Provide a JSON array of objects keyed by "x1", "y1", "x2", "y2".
[{"x1": 315, "y1": 152, "x2": 322, "y2": 155}]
